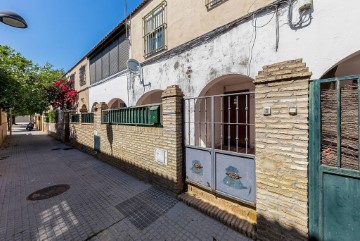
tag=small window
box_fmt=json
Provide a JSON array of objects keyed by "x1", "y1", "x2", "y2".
[
  {"x1": 79, "y1": 65, "x2": 86, "y2": 86},
  {"x1": 206, "y1": 0, "x2": 227, "y2": 10},
  {"x1": 144, "y1": 1, "x2": 167, "y2": 57},
  {"x1": 69, "y1": 73, "x2": 75, "y2": 89}
]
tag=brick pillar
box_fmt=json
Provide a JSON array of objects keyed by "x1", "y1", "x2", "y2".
[
  {"x1": 254, "y1": 59, "x2": 312, "y2": 241},
  {"x1": 161, "y1": 85, "x2": 184, "y2": 192},
  {"x1": 94, "y1": 102, "x2": 108, "y2": 134}
]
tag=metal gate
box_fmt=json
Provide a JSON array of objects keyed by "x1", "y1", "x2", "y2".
[
  {"x1": 184, "y1": 92, "x2": 256, "y2": 205},
  {"x1": 309, "y1": 75, "x2": 360, "y2": 241}
]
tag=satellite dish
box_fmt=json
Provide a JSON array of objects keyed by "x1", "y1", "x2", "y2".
[{"x1": 127, "y1": 59, "x2": 141, "y2": 74}]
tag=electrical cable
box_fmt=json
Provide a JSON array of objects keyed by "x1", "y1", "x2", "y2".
[
  {"x1": 247, "y1": 14, "x2": 257, "y2": 76},
  {"x1": 247, "y1": 5, "x2": 279, "y2": 75},
  {"x1": 287, "y1": 0, "x2": 311, "y2": 29},
  {"x1": 275, "y1": 5, "x2": 279, "y2": 51}
]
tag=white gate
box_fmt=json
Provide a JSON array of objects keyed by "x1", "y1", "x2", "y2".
[{"x1": 184, "y1": 92, "x2": 256, "y2": 205}]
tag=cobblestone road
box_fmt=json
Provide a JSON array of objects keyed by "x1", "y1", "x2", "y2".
[{"x1": 0, "y1": 125, "x2": 250, "y2": 241}]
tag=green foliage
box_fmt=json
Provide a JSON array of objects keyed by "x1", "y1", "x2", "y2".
[
  {"x1": 47, "y1": 111, "x2": 56, "y2": 123},
  {"x1": 0, "y1": 45, "x2": 64, "y2": 115}
]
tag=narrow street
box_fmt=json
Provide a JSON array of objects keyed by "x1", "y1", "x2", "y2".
[{"x1": 0, "y1": 125, "x2": 249, "y2": 241}]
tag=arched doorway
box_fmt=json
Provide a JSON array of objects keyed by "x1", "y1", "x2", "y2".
[
  {"x1": 310, "y1": 51, "x2": 360, "y2": 240},
  {"x1": 136, "y1": 90, "x2": 163, "y2": 106},
  {"x1": 79, "y1": 104, "x2": 88, "y2": 113},
  {"x1": 322, "y1": 50, "x2": 360, "y2": 78},
  {"x1": 91, "y1": 102, "x2": 98, "y2": 112},
  {"x1": 190, "y1": 74, "x2": 255, "y2": 154},
  {"x1": 108, "y1": 98, "x2": 127, "y2": 109},
  {"x1": 184, "y1": 74, "x2": 256, "y2": 205},
  {"x1": 137, "y1": 90, "x2": 164, "y2": 124}
]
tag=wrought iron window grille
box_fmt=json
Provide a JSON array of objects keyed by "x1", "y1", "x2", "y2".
[
  {"x1": 79, "y1": 65, "x2": 86, "y2": 86},
  {"x1": 143, "y1": 1, "x2": 167, "y2": 58},
  {"x1": 69, "y1": 73, "x2": 75, "y2": 89},
  {"x1": 205, "y1": 0, "x2": 228, "y2": 10}
]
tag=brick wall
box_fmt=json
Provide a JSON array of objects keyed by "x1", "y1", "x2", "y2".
[
  {"x1": 70, "y1": 120, "x2": 94, "y2": 155},
  {"x1": 46, "y1": 111, "x2": 70, "y2": 142},
  {"x1": 255, "y1": 59, "x2": 312, "y2": 241},
  {"x1": 69, "y1": 85, "x2": 184, "y2": 193}
]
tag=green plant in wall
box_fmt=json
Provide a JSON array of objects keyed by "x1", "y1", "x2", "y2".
[{"x1": 47, "y1": 111, "x2": 56, "y2": 123}]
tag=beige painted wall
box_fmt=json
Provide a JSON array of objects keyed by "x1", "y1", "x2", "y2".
[
  {"x1": 131, "y1": 0, "x2": 274, "y2": 62},
  {"x1": 66, "y1": 58, "x2": 90, "y2": 112}
]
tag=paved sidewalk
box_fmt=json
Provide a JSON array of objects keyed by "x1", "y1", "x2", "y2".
[{"x1": 0, "y1": 125, "x2": 250, "y2": 241}]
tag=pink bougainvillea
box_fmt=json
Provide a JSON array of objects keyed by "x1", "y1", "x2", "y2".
[{"x1": 47, "y1": 79, "x2": 78, "y2": 110}]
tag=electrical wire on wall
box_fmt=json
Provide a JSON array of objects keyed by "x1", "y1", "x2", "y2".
[
  {"x1": 287, "y1": 0, "x2": 313, "y2": 29},
  {"x1": 246, "y1": 0, "x2": 312, "y2": 76},
  {"x1": 275, "y1": 5, "x2": 279, "y2": 51},
  {"x1": 247, "y1": 5, "x2": 278, "y2": 76}
]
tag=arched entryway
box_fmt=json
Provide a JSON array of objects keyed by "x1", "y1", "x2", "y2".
[
  {"x1": 137, "y1": 90, "x2": 163, "y2": 124},
  {"x1": 322, "y1": 50, "x2": 360, "y2": 78},
  {"x1": 91, "y1": 102, "x2": 98, "y2": 112},
  {"x1": 190, "y1": 74, "x2": 255, "y2": 154},
  {"x1": 184, "y1": 74, "x2": 256, "y2": 205},
  {"x1": 108, "y1": 98, "x2": 127, "y2": 109},
  {"x1": 136, "y1": 90, "x2": 163, "y2": 106},
  {"x1": 310, "y1": 51, "x2": 360, "y2": 240},
  {"x1": 79, "y1": 104, "x2": 88, "y2": 113}
]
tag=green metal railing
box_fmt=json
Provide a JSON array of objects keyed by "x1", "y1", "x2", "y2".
[
  {"x1": 70, "y1": 114, "x2": 80, "y2": 123},
  {"x1": 102, "y1": 104, "x2": 161, "y2": 126},
  {"x1": 81, "y1": 113, "x2": 94, "y2": 123}
]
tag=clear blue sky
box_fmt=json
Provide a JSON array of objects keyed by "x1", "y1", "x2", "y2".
[{"x1": 0, "y1": 0, "x2": 143, "y2": 72}]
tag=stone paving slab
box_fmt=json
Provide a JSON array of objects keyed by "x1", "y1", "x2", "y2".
[{"x1": 0, "y1": 125, "x2": 250, "y2": 241}]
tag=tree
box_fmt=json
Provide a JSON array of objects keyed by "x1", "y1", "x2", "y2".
[
  {"x1": 46, "y1": 79, "x2": 78, "y2": 110},
  {"x1": 0, "y1": 45, "x2": 64, "y2": 115}
]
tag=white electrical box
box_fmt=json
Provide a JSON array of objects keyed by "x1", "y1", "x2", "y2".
[
  {"x1": 263, "y1": 107, "x2": 271, "y2": 116},
  {"x1": 155, "y1": 148, "x2": 168, "y2": 166},
  {"x1": 289, "y1": 106, "x2": 297, "y2": 115}
]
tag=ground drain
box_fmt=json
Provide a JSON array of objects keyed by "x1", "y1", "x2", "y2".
[
  {"x1": 0, "y1": 156, "x2": 9, "y2": 160},
  {"x1": 115, "y1": 187, "x2": 178, "y2": 230},
  {"x1": 63, "y1": 147, "x2": 74, "y2": 150},
  {"x1": 27, "y1": 184, "x2": 70, "y2": 201}
]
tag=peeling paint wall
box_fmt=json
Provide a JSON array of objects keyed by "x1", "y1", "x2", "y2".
[
  {"x1": 89, "y1": 0, "x2": 360, "y2": 106},
  {"x1": 128, "y1": 0, "x2": 360, "y2": 101},
  {"x1": 130, "y1": 0, "x2": 275, "y2": 62}
]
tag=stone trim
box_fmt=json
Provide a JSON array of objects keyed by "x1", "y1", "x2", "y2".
[{"x1": 255, "y1": 59, "x2": 312, "y2": 84}]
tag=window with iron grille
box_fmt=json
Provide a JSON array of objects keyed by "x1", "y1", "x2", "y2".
[
  {"x1": 69, "y1": 73, "x2": 75, "y2": 89},
  {"x1": 144, "y1": 1, "x2": 167, "y2": 58},
  {"x1": 206, "y1": 0, "x2": 227, "y2": 9},
  {"x1": 79, "y1": 65, "x2": 86, "y2": 86}
]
